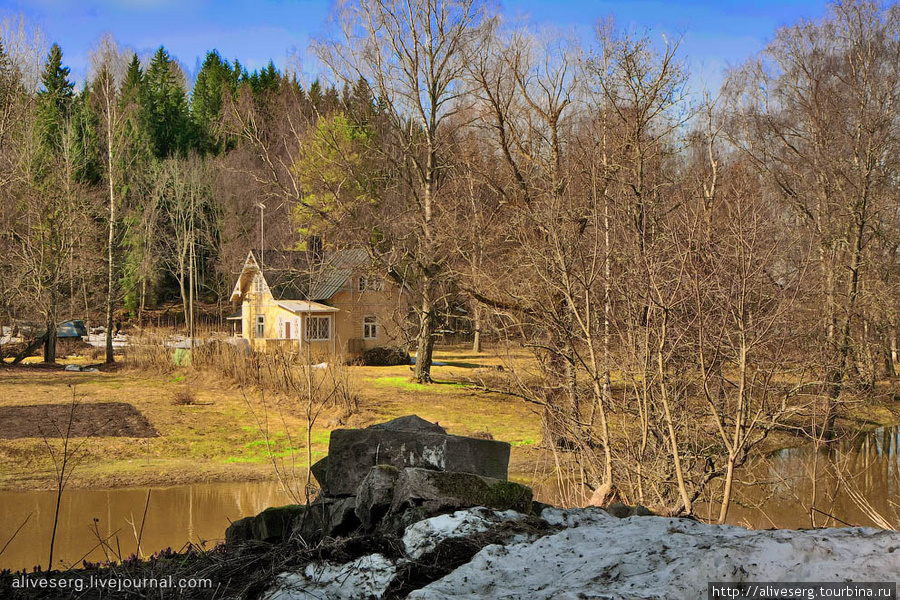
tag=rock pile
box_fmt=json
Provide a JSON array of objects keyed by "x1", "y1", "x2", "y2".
[{"x1": 226, "y1": 415, "x2": 534, "y2": 547}]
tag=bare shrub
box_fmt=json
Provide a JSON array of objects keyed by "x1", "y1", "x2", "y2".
[
  {"x1": 172, "y1": 389, "x2": 197, "y2": 406},
  {"x1": 124, "y1": 330, "x2": 174, "y2": 373}
]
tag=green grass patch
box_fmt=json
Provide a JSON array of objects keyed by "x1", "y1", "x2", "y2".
[
  {"x1": 370, "y1": 376, "x2": 471, "y2": 393},
  {"x1": 510, "y1": 439, "x2": 535, "y2": 447},
  {"x1": 310, "y1": 430, "x2": 331, "y2": 446}
]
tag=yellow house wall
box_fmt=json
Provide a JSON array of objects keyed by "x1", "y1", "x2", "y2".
[
  {"x1": 328, "y1": 277, "x2": 405, "y2": 355},
  {"x1": 240, "y1": 273, "x2": 406, "y2": 358},
  {"x1": 242, "y1": 288, "x2": 302, "y2": 350}
]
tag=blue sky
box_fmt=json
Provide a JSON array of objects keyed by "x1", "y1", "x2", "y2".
[{"x1": 0, "y1": 0, "x2": 832, "y2": 91}]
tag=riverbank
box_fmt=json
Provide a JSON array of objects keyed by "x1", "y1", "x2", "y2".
[{"x1": 0, "y1": 348, "x2": 544, "y2": 493}]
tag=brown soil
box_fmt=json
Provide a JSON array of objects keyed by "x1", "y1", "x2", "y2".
[{"x1": 0, "y1": 402, "x2": 158, "y2": 439}]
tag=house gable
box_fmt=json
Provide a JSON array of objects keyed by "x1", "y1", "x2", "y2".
[{"x1": 230, "y1": 251, "x2": 263, "y2": 303}]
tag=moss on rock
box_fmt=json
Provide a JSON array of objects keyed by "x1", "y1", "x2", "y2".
[{"x1": 422, "y1": 470, "x2": 532, "y2": 513}]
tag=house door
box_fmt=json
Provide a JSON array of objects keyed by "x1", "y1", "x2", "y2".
[{"x1": 285, "y1": 321, "x2": 291, "y2": 339}]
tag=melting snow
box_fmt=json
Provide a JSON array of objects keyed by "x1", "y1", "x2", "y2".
[
  {"x1": 411, "y1": 509, "x2": 900, "y2": 599},
  {"x1": 265, "y1": 507, "x2": 900, "y2": 600},
  {"x1": 402, "y1": 507, "x2": 525, "y2": 559},
  {"x1": 264, "y1": 554, "x2": 396, "y2": 600}
]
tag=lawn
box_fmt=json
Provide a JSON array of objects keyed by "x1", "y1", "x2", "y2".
[{"x1": 0, "y1": 346, "x2": 544, "y2": 493}]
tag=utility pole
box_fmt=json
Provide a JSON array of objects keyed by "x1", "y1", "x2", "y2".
[{"x1": 256, "y1": 202, "x2": 266, "y2": 268}]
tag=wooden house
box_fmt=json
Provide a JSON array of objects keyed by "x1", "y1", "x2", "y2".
[{"x1": 229, "y1": 249, "x2": 404, "y2": 358}]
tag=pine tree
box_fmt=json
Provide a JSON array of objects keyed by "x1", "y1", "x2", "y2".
[
  {"x1": 248, "y1": 60, "x2": 280, "y2": 96},
  {"x1": 71, "y1": 85, "x2": 102, "y2": 184}
]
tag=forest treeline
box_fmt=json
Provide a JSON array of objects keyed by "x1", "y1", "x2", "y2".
[{"x1": 2, "y1": 0, "x2": 899, "y2": 519}]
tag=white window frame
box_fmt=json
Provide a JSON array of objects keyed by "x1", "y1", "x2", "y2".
[
  {"x1": 305, "y1": 315, "x2": 331, "y2": 341},
  {"x1": 363, "y1": 315, "x2": 379, "y2": 340},
  {"x1": 253, "y1": 273, "x2": 265, "y2": 294},
  {"x1": 255, "y1": 315, "x2": 265, "y2": 338},
  {"x1": 358, "y1": 275, "x2": 384, "y2": 292}
]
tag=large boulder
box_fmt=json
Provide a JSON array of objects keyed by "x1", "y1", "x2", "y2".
[
  {"x1": 354, "y1": 465, "x2": 533, "y2": 533},
  {"x1": 314, "y1": 415, "x2": 511, "y2": 496},
  {"x1": 295, "y1": 496, "x2": 360, "y2": 544},
  {"x1": 391, "y1": 468, "x2": 533, "y2": 515},
  {"x1": 226, "y1": 505, "x2": 305, "y2": 546}
]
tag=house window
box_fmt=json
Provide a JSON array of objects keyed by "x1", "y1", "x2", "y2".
[
  {"x1": 358, "y1": 275, "x2": 384, "y2": 292},
  {"x1": 256, "y1": 315, "x2": 265, "y2": 338},
  {"x1": 306, "y1": 316, "x2": 331, "y2": 341},
  {"x1": 363, "y1": 315, "x2": 378, "y2": 340},
  {"x1": 253, "y1": 273, "x2": 265, "y2": 294}
]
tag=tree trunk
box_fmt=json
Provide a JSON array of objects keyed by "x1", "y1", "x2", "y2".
[
  {"x1": 657, "y1": 309, "x2": 691, "y2": 514},
  {"x1": 472, "y1": 303, "x2": 482, "y2": 353},
  {"x1": 105, "y1": 92, "x2": 116, "y2": 364},
  {"x1": 823, "y1": 216, "x2": 865, "y2": 438},
  {"x1": 718, "y1": 455, "x2": 736, "y2": 524},
  {"x1": 414, "y1": 280, "x2": 435, "y2": 383},
  {"x1": 44, "y1": 311, "x2": 57, "y2": 364}
]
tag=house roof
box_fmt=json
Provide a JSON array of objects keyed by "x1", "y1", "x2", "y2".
[
  {"x1": 308, "y1": 248, "x2": 369, "y2": 300},
  {"x1": 230, "y1": 248, "x2": 372, "y2": 303},
  {"x1": 276, "y1": 300, "x2": 339, "y2": 314}
]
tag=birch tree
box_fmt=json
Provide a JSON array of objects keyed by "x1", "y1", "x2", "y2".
[
  {"x1": 317, "y1": 0, "x2": 485, "y2": 382},
  {"x1": 722, "y1": 0, "x2": 900, "y2": 437}
]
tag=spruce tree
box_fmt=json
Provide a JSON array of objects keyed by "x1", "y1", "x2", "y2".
[
  {"x1": 143, "y1": 46, "x2": 193, "y2": 157},
  {"x1": 192, "y1": 50, "x2": 236, "y2": 153},
  {"x1": 36, "y1": 43, "x2": 74, "y2": 155}
]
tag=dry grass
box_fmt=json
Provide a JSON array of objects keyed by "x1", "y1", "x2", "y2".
[{"x1": 0, "y1": 342, "x2": 543, "y2": 494}]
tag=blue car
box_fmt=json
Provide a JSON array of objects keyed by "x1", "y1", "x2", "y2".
[{"x1": 57, "y1": 320, "x2": 88, "y2": 339}]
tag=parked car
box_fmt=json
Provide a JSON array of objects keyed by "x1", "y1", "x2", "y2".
[{"x1": 57, "y1": 320, "x2": 88, "y2": 339}]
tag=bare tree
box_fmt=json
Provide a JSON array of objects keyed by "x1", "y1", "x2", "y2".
[
  {"x1": 317, "y1": 0, "x2": 485, "y2": 382},
  {"x1": 89, "y1": 35, "x2": 132, "y2": 363},
  {"x1": 722, "y1": 0, "x2": 900, "y2": 437}
]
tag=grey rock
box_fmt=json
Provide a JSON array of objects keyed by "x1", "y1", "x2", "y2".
[
  {"x1": 530, "y1": 500, "x2": 553, "y2": 517},
  {"x1": 310, "y1": 456, "x2": 329, "y2": 491},
  {"x1": 389, "y1": 467, "x2": 533, "y2": 517},
  {"x1": 225, "y1": 516, "x2": 254, "y2": 546},
  {"x1": 319, "y1": 417, "x2": 511, "y2": 496},
  {"x1": 368, "y1": 415, "x2": 446, "y2": 434},
  {"x1": 606, "y1": 502, "x2": 632, "y2": 518},
  {"x1": 296, "y1": 496, "x2": 360, "y2": 543},
  {"x1": 355, "y1": 465, "x2": 402, "y2": 529},
  {"x1": 250, "y1": 505, "x2": 305, "y2": 543}
]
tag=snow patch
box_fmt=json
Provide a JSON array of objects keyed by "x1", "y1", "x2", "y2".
[
  {"x1": 263, "y1": 507, "x2": 900, "y2": 600},
  {"x1": 410, "y1": 514, "x2": 900, "y2": 599},
  {"x1": 403, "y1": 507, "x2": 525, "y2": 559},
  {"x1": 263, "y1": 554, "x2": 395, "y2": 600},
  {"x1": 540, "y1": 506, "x2": 614, "y2": 528}
]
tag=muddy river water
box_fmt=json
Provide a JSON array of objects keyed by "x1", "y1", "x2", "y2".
[{"x1": 1, "y1": 427, "x2": 897, "y2": 571}]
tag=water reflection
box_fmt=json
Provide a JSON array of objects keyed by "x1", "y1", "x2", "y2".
[
  {"x1": 727, "y1": 426, "x2": 899, "y2": 529},
  {"x1": 0, "y1": 481, "x2": 292, "y2": 572},
  {"x1": 1, "y1": 427, "x2": 897, "y2": 572}
]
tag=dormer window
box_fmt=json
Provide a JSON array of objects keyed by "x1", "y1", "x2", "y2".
[
  {"x1": 253, "y1": 273, "x2": 265, "y2": 294},
  {"x1": 358, "y1": 275, "x2": 384, "y2": 292}
]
